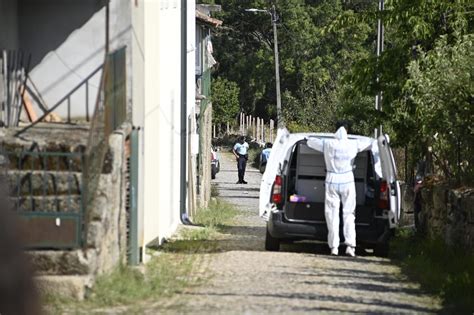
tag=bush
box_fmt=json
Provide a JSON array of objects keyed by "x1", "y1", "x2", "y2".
[
  {"x1": 211, "y1": 77, "x2": 240, "y2": 127},
  {"x1": 212, "y1": 134, "x2": 240, "y2": 148},
  {"x1": 402, "y1": 34, "x2": 474, "y2": 186},
  {"x1": 390, "y1": 229, "x2": 474, "y2": 312}
]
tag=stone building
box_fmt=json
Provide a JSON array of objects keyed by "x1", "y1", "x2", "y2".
[{"x1": 0, "y1": 0, "x2": 222, "y2": 298}]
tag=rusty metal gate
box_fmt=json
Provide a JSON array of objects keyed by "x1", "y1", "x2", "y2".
[{"x1": 3, "y1": 150, "x2": 85, "y2": 249}]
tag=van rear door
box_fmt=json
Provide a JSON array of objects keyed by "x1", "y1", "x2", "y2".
[
  {"x1": 377, "y1": 134, "x2": 401, "y2": 224},
  {"x1": 259, "y1": 128, "x2": 290, "y2": 219}
]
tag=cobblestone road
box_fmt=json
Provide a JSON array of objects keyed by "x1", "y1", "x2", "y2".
[{"x1": 160, "y1": 151, "x2": 442, "y2": 314}]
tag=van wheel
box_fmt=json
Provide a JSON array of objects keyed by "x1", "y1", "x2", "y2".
[
  {"x1": 265, "y1": 228, "x2": 280, "y2": 251},
  {"x1": 374, "y1": 242, "x2": 389, "y2": 257}
]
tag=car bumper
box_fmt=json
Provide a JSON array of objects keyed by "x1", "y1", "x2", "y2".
[{"x1": 268, "y1": 210, "x2": 392, "y2": 245}]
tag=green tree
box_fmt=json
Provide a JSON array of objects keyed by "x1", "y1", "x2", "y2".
[
  {"x1": 340, "y1": 0, "x2": 472, "y2": 142},
  {"x1": 403, "y1": 34, "x2": 473, "y2": 183},
  {"x1": 211, "y1": 77, "x2": 240, "y2": 126}
]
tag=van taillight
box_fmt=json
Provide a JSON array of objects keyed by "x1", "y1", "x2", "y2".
[
  {"x1": 272, "y1": 175, "x2": 282, "y2": 204},
  {"x1": 378, "y1": 181, "x2": 389, "y2": 209}
]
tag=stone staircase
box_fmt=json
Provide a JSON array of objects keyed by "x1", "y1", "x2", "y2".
[{"x1": 1, "y1": 124, "x2": 129, "y2": 300}]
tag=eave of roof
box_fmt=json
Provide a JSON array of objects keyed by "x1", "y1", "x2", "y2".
[{"x1": 196, "y1": 10, "x2": 222, "y2": 27}]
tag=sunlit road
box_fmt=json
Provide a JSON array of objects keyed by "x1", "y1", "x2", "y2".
[{"x1": 158, "y1": 151, "x2": 442, "y2": 314}]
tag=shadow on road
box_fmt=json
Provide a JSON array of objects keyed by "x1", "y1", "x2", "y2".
[
  {"x1": 163, "y1": 222, "x2": 382, "y2": 259},
  {"x1": 182, "y1": 291, "x2": 438, "y2": 314}
]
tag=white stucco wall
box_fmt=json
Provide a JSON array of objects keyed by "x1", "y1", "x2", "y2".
[
  {"x1": 140, "y1": 0, "x2": 182, "y2": 255},
  {"x1": 156, "y1": 0, "x2": 181, "y2": 244},
  {"x1": 187, "y1": 1, "x2": 196, "y2": 115}
]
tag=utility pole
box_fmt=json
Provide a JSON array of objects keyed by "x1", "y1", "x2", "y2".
[
  {"x1": 245, "y1": 6, "x2": 284, "y2": 128},
  {"x1": 271, "y1": 5, "x2": 283, "y2": 128},
  {"x1": 375, "y1": 0, "x2": 384, "y2": 138}
]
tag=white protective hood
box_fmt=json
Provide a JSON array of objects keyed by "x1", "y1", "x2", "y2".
[{"x1": 335, "y1": 126, "x2": 347, "y2": 140}]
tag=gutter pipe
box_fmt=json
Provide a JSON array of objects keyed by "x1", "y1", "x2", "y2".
[{"x1": 180, "y1": 0, "x2": 192, "y2": 224}]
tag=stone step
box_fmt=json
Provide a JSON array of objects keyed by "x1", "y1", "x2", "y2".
[
  {"x1": 11, "y1": 195, "x2": 82, "y2": 212},
  {"x1": 35, "y1": 275, "x2": 93, "y2": 301},
  {"x1": 6, "y1": 170, "x2": 82, "y2": 196}
]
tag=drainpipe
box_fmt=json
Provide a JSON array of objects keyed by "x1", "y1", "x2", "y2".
[{"x1": 180, "y1": 0, "x2": 191, "y2": 224}]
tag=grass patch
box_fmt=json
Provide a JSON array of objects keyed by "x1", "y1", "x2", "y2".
[
  {"x1": 193, "y1": 198, "x2": 239, "y2": 228},
  {"x1": 390, "y1": 229, "x2": 474, "y2": 313},
  {"x1": 162, "y1": 198, "x2": 239, "y2": 254},
  {"x1": 180, "y1": 226, "x2": 217, "y2": 241},
  {"x1": 44, "y1": 253, "x2": 197, "y2": 313},
  {"x1": 90, "y1": 253, "x2": 194, "y2": 306},
  {"x1": 45, "y1": 198, "x2": 239, "y2": 312}
]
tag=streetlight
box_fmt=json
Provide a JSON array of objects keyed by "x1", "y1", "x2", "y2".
[{"x1": 245, "y1": 5, "x2": 284, "y2": 128}]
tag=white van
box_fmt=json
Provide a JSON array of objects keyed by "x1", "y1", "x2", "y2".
[{"x1": 259, "y1": 128, "x2": 401, "y2": 256}]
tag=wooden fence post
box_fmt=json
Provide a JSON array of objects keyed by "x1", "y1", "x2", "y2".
[
  {"x1": 248, "y1": 115, "x2": 250, "y2": 137},
  {"x1": 270, "y1": 120, "x2": 274, "y2": 142},
  {"x1": 256, "y1": 118, "x2": 260, "y2": 143}
]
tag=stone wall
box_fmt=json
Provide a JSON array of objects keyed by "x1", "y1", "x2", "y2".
[
  {"x1": 85, "y1": 126, "x2": 130, "y2": 274},
  {"x1": 419, "y1": 185, "x2": 474, "y2": 252},
  {"x1": 14, "y1": 124, "x2": 132, "y2": 299},
  {"x1": 198, "y1": 103, "x2": 212, "y2": 209}
]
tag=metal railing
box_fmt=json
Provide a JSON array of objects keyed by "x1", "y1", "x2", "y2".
[
  {"x1": 15, "y1": 65, "x2": 103, "y2": 136},
  {"x1": 3, "y1": 47, "x2": 127, "y2": 249}
]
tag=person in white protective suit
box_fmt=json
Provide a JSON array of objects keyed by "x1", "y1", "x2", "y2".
[{"x1": 306, "y1": 122, "x2": 374, "y2": 257}]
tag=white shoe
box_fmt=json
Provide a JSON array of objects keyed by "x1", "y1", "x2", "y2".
[
  {"x1": 330, "y1": 248, "x2": 338, "y2": 256},
  {"x1": 345, "y1": 246, "x2": 356, "y2": 257}
]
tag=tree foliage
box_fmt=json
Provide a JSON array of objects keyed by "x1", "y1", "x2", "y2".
[
  {"x1": 211, "y1": 0, "x2": 375, "y2": 132},
  {"x1": 211, "y1": 0, "x2": 473, "y2": 184},
  {"x1": 211, "y1": 77, "x2": 240, "y2": 126},
  {"x1": 341, "y1": 0, "x2": 472, "y2": 140},
  {"x1": 403, "y1": 34, "x2": 473, "y2": 183},
  {"x1": 338, "y1": 0, "x2": 473, "y2": 184}
]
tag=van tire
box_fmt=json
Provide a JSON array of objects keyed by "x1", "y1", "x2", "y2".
[
  {"x1": 265, "y1": 228, "x2": 280, "y2": 251},
  {"x1": 374, "y1": 242, "x2": 389, "y2": 257}
]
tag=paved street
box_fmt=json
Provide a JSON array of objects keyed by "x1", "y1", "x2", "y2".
[{"x1": 156, "y1": 151, "x2": 442, "y2": 314}]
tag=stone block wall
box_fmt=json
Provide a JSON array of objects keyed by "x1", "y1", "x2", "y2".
[
  {"x1": 85, "y1": 126, "x2": 130, "y2": 274},
  {"x1": 419, "y1": 185, "x2": 474, "y2": 252},
  {"x1": 198, "y1": 103, "x2": 212, "y2": 209},
  {"x1": 20, "y1": 124, "x2": 131, "y2": 299}
]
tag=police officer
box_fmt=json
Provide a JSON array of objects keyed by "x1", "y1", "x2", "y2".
[{"x1": 233, "y1": 136, "x2": 249, "y2": 184}]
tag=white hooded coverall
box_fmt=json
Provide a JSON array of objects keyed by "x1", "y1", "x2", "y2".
[{"x1": 307, "y1": 127, "x2": 373, "y2": 249}]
